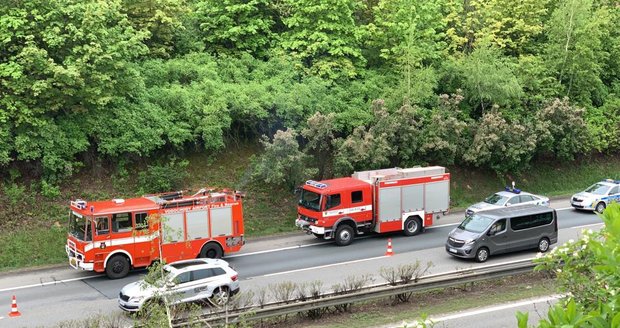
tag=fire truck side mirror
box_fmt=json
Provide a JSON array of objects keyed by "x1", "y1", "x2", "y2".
[{"x1": 294, "y1": 187, "x2": 301, "y2": 195}]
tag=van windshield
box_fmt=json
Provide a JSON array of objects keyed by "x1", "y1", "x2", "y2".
[{"x1": 458, "y1": 215, "x2": 495, "y2": 233}]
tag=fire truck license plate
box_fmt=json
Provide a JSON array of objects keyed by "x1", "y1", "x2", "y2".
[{"x1": 449, "y1": 248, "x2": 457, "y2": 253}]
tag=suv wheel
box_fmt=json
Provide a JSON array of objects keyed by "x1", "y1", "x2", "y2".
[{"x1": 210, "y1": 287, "x2": 230, "y2": 307}]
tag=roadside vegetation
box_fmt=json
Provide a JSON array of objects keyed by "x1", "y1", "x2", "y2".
[{"x1": 1, "y1": 145, "x2": 619, "y2": 272}]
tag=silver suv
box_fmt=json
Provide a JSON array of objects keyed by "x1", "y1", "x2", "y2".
[{"x1": 118, "y1": 258, "x2": 240, "y2": 312}]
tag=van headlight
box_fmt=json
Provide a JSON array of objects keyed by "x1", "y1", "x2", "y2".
[{"x1": 464, "y1": 239, "x2": 476, "y2": 245}]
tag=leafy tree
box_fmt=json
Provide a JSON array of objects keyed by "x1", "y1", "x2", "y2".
[
  {"x1": 534, "y1": 97, "x2": 589, "y2": 160},
  {"x1": 193, "y1": 0, "x2": 277, "y2": 57},
  {"x1": 279, "y1": 0, "x2": 366, "y2": 80},
  {"x1": 121, "y1": 0, "x2": 187, "y2": 58},
  {"x1": 301, "y1": 112, "x2": 338, "y2": 179},
  {"x1": 544, "y1": 0, "x2": 611, "y2": 105},
  {"x1": 252, "y1": 129, "x2": 317, "y2": 190},
  {"x1": 518, "y1": 202, "x2": 620, "y2": 327},
  {"x1": 585, "y1": 97, "x2": 620, "y2": 153},
  {"x1": 419, "y1": 92, "x2": 472, "y2": 166},
  {"x1": 0, "y1": 0, "x2": 148, "y2": 178},
  {"x1": 476, "y1": 0, "x2": 550, "y2": 55},
  {"x1": 464, "y1": 106, "x2": 537, "y2": 174},
  {"x1": 454, "y1": 44, "x2": 523, "y2": 113},
  {"x1": 366, "y1": 0, "x2": 445, "y2": 66},
  {"x1": 333, "y1": 99, "x2": 423, "y2": 175}
]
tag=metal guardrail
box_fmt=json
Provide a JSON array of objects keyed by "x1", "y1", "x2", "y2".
[{"x1": 171, "y1": 259, "x2": 538, "y2": 327}]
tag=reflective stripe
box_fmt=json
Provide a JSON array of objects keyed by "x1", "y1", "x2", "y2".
[{"x1": 323, "y1": 205, "x2": 372, "y2": 218}]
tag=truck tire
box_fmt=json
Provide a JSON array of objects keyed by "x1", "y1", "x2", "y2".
[
  {"x1": 200, "y1": 242, "x2": 223, "y2": 259},
  {"x1": 106, "y1": 254, "x2": 130, "y2": 279},
  {"x1": 403, "y1": 217, "x2": 422, "y2": 236},
  {"x1": 335, "y1": 225, "x2": 354, "y2": 246}
]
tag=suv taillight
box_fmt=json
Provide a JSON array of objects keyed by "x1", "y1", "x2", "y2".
[{"x1": 231, "y1": 274, "x2": 238, "y2": 281}]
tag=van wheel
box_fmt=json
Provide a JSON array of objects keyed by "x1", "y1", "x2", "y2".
[
  {"x1": 335, "y1": 225, "x2": 354, "y2": 246},
  {"x1": 595, "y1": 202, "x2": 606, "y2": 214},
  {"x1": 403, "y1": 217, "x2": 422, "y2": 236},
  {"x1": 200, "y1": 243, "x2": 223, "y2": 259},
  {"x1": 538, "y1": 238, "x2": 550, "y2": 253},
  {"x1": 106, "y1": 255, "x2": 130, "y2": 279},
  {"x1": 475, "y1": 247, "x2": 489, "y2": 262}
]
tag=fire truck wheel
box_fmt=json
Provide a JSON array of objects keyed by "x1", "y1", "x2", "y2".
[
  {"x1": 403, "y1": 217, "x2": 422, "y2": 236},
  {"x1": 106, "y1": 255, "x2": 130, "y2": 279},
  {"x1": 200, "y1": 243, "x2": 223, "y2": 259},
  {"x1": 335, "y1": 225, "x2": 354, "y2": 246}
]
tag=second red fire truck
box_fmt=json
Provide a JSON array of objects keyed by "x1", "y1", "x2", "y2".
[
  {"x1": 295, "y1": 166, "x2": 450, "y2": 245},
  {"x1": 67, "y1": 188, "x2": 245, "y2": 279}
]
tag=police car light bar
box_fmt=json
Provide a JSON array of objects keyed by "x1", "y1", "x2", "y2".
[
  {"x1": 306, "y1": 180, "x2": 327, "y2": 189},
  {"x1": 504, "y1": 186, "x2": 521, "y2": 194},
  {"x1": 603, "y1": 179, "x2": 620, "y2": 184}
]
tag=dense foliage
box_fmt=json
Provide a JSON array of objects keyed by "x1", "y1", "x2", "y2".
[
  {"x1": 517, "y1": 202, "x2": 620, "y2": 327},
  {"x1": 2, "y1": 0, "x2": 620, "y2": 187}
]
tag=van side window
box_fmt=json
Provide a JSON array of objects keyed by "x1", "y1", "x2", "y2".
[
  {"x1": 351, "y1": 190, "x2": 363, "y2": 203},
  {"x1": 325, "y1": 193, "x2": 341, "y2": 210},
  {"x1": 510, "y1": 212, "x2": 553, "y2": 231},
  {"x1": 490, "y1": 219, "x2": 506, "y2": 234}
]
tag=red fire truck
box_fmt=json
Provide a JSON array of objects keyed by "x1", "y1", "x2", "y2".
[
  {"x1": 66, "y1": 188, "x2": 245, "y2": 279},
  {"x1": 295, "y1": 166, "x2": 450, "y2": 246}
]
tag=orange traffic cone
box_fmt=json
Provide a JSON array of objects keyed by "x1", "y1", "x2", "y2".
[
  {"x1": 8, "y1": 295, "x2": 21, "y2": 317},
  {"x1": 385, "y1": 238, "x2": 394, "y2": 256}
]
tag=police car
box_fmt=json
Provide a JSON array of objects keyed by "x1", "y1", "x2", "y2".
[
  {"x1": 466, "y1": 183, "x2": 550, "y2": 217},
  {"x1": 571, "y1": 179, "x2": 620, "y2": 213}
]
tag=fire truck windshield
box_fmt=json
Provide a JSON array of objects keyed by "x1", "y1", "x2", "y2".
[
  {"x1": 298, "y1": 189, "x2": 322, "y2": 211},
  {"x1": 69, "y1": 212, "x2": 92, "y2": 241}
]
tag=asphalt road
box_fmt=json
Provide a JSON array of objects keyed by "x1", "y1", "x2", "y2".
[{"x1": 0, "y1": 200, "x2": 602, "y2": 327}]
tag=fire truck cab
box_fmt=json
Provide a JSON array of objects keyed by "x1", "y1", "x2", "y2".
[
  {"x1": 66, "y1": 188, "x2": 245, "y2": 279},
  {"x1": 296, "y1": 166, "x2": 450, "y2": 246}
]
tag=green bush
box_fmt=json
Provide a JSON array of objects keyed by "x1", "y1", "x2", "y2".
[{"x1": 137, "y1": 158, "x2": 189, "y2": 193}]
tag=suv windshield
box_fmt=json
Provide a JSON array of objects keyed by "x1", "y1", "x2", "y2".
[
  {"x1": 299, "y1": 189, "x2": 322, "y2": 211},
  {"x1": 484, "y1": 194, "x2": 508, "y2": 205},
  {"x1": 585, "y1": 183, "x2": 610, "y2": 195},
  {"x1": 69, "y1": 212, "x2": 92, "y2": 241},
  {"x1": 458, "y1": 215, "x2": 495, "y2": 233}
]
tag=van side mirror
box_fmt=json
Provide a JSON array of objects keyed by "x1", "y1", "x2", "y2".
[{"x1": 165, "y1": 281, "x2": 175, "y2": 288}]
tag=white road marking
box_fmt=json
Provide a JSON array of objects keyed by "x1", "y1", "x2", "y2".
[
  {"x1": 0, "y1": 275, "x2": 101, "y2": 293},
  {"x1": 262, "y1": 256, "x2": 387, "y2": 277},
  {"x1": 404, "y1": 294, "x2": 565, "y2": 326}
]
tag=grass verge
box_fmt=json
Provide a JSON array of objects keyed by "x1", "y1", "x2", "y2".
[{"x1": 266, "y1": 272, "x2": 557, "y2": 328}]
